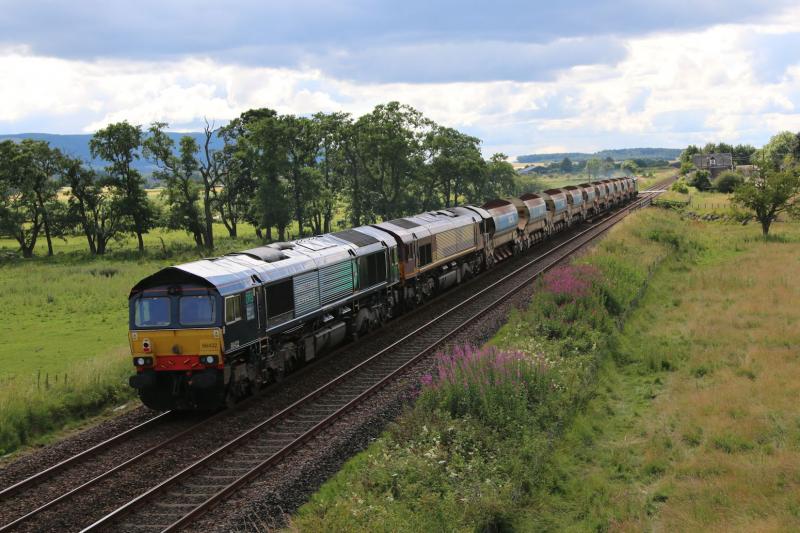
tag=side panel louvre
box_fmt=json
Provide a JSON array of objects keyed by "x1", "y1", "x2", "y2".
[
  {"x1": 435, "y1": 225, "x2": 475, "y2": 262},
  {"x1": 293, "y1": 271, "x2": 320, "y2": 316},
  {"x1": 319, "y1": 261, "x2": 355, "y2": 305}
]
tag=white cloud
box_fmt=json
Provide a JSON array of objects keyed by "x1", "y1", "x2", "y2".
[{"x1": 1, "y1": 5, "x2": 800, "y2": 156}]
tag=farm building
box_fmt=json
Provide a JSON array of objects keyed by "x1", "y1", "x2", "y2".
[{"x1": 692, "y1": 152, "x2": 734, "y2": 178}]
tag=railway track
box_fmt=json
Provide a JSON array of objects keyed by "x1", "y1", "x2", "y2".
[{"x1": 75, "y1": 182, "x2": 667, "y2": 533}]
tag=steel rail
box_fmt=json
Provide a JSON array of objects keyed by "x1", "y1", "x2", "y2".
[
  {"x1": 82, "y1": 181, "x2": 668, "y2": 533},
  {"x1": 0, "y1": 410, "x2": 173, "y2": 501}
]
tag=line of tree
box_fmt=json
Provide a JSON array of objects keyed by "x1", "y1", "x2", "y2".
[{"x1": 0, "y1": 102, "x2": 518, "y2": 257}]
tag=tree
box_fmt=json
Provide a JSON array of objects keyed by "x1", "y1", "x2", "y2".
[
  {"x1": 0, "y1": 141, "x2": 45, "y2": 257},
  {"x1": 716, "y1": 142, "x2": 734, "y2": 154},
  {"x1": 760, "y1": 131, "x2": 799, "y2": 171},
  {"x1": 559, "y1": 157, "x2": 573, "y2": 173},
  {"x1": 18, "y1": 140, "x2": 63, "y2": 256},
  {"x1": 733, "y1": 163, "x2": 800, "y2": 236},
  {"x1": 426, "y1": 126, "x2": 483, "y2": 207},
  {"x1": 143, "y1": 123, "x2": 207, "y2": 248},
  {"x1": 89, "y1": 121, "x2": 153, "y2": 253},
  {"x1": 474, "y1": 153, "x2": 515, "y2": 203},
  {"x1": 254, "y1": 176, "x2": 293, "y2": 241},
  {"x1": 354, "y1": 102, "x2": 432, "y2": 220},
  {"x1": 216, "y1": 110, "x2": 273, "y2": 238},
  {"x1": 621, "y1": 159, "x2": 639, "y2": 175},
  {"x1": 239, "y1": 109, "x2": 291, "y2": 240},
  {"x1": 680, "y1": 145, "x2": 701, "y2": 164},
  {"x1": 679, "y1": 160, "x2": 693, "y2": 176},
  {"x1": 62, "y1": 157, "x2": 124, "y2": 255},
  {"x1": 586, "y1": 158, "x2": 602, "y2": 180},
  {"x1": 314, "y1": 112, "x2": 351, "y2": 233},
  {"x1": 733, "y1": 144, "x2": 757, "y2": 165},
  {"x1": 280, "y1": 114, "x2": 322, "y2": 236},
  {"x1": 195, "y1": 119, "x2": 224, "y2": 249}
]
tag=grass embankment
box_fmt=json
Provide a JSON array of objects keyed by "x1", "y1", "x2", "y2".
[
  {"x1": 526, "y1": 214, "x2": 800, "y2": 530},
  {"x1": 291, "y1": 209, "x2": 688, "y2": 531},
  {"x1": 0, "y1": 225, "x2": 265, "y2": 456}
]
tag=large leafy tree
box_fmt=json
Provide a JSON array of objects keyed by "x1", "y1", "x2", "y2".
[
  {"x1": 144, "y1": 123, "x2": 207, "y2": 248},
  {"x1": 680, "y1": 145, "x2": 701, "y2": 164},
  {"x1": 62, "y1": 157, "x2": 124, "y2": 255},
  {"x1": 733, "y1": 164, "x2": 800, "y2": 236},
  {"x1": 18, "y1": 140, "x2": 63, "y2": 256},
  {"x1": 89, "y1": 121, "x2": 154, "y2": 253},
  {"x1": 314, "y1": 111, "x2": 351, "y2": 233},
  {"x1": 426, "y1": 126, "x2": 483, "y2": 207},
  {"x1": 354, "y1": 102, "x2": 432, "y2": 220},
  {"x1": 0, "y1": 141, "x2": 45, "y2": 257},
  {"x1": 215, "y1": 110, "x2": 270, "y2": 238},
  {"x1": 473, "y1": 153, "x2": 515, "y2": 203},
  {"x1": 733, "y1": 136, "x2": 800, "y2": 236},
  {"x1": 760, "y1": 131, "x2": 799, "y2": 170},
  {"x1": 585, "y1": 158, "x2": 602, "y2": 180},
  {"x1": 280, "y1": 114, "x2": 322, "y2": 236},
  {"x1": 232, "y1": 108, "x2": 291, "y2": 240}
]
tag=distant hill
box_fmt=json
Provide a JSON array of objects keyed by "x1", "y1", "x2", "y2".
[
  {"x1": 517, "y1": 148, "x2": 682, "y2": 164},
  {"x1": 0, "y1": 132, "x2": 224, "y2": 174}
]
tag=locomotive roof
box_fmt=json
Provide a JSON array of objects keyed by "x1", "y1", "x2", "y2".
[
  {"x1": 130, "y1": 226, "x2": 397, "y2": 297},
  {"x1": 374, "y1": 208, "x2": 482, "y2": 243}
]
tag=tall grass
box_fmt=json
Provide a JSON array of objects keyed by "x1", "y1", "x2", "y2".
[{"x1": 0, "y1": 350, "x2": 132, "y2": 455}]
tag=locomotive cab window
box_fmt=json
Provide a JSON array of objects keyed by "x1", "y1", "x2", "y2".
[
  {"x1": 225, "y1": 294, "x2": 243, "y2": 324},
  {"x1": 418, "y1": 243, "x2": 432, "y2": 266},
  {"x1": 179, "y1": 295, "x2": 217, "y2": 326},
  {"x1": 134, "y1": 297, "x2": 171, "y2": 327}
]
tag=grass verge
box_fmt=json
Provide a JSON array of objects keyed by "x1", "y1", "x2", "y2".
[{"x1": 526, "y1": 217, "x2": 800, "y2": 530}]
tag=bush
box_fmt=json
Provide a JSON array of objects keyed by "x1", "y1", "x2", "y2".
[
  {"x1": 671, "y1": 178, "x2": 689, "y2": 194},
  {"x1": 715, "y1": 171, "x2": 744, "y2": 193},
  {"x1": 690, "y1": 170, "x2": 712, "y2": 191}
]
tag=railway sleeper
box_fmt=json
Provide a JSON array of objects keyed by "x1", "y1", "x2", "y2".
[
  {"x1": 195, "y1": 473, "x2": 239, "y2": 482},
  {"x1": 262, "y1": 431, "x2": 305, "y2": 440},
  {"x1": 121, "y1": 523, "x2": 172, "y2": 530},
  {"x1": 243, "y1": 435, "x2": 297, "y2": 444},
  {"x1": 210, "y1": 464, "x2": 253, "y2": 474}
]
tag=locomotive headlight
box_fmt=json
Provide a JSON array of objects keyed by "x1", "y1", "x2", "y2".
[
  {"x1": 136, "y1": 357, "x2": 145, "y2": 366},
  {"x1": 133, "y1": 356, "x2": 153, "y2": 367},
  {"x1": 201, "y1": 355, "x2": 217, "y2": 365}
]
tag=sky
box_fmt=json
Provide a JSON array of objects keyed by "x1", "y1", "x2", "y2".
[{"x1": 1, "y1": 1, "x2": 800, "y2": 157}]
